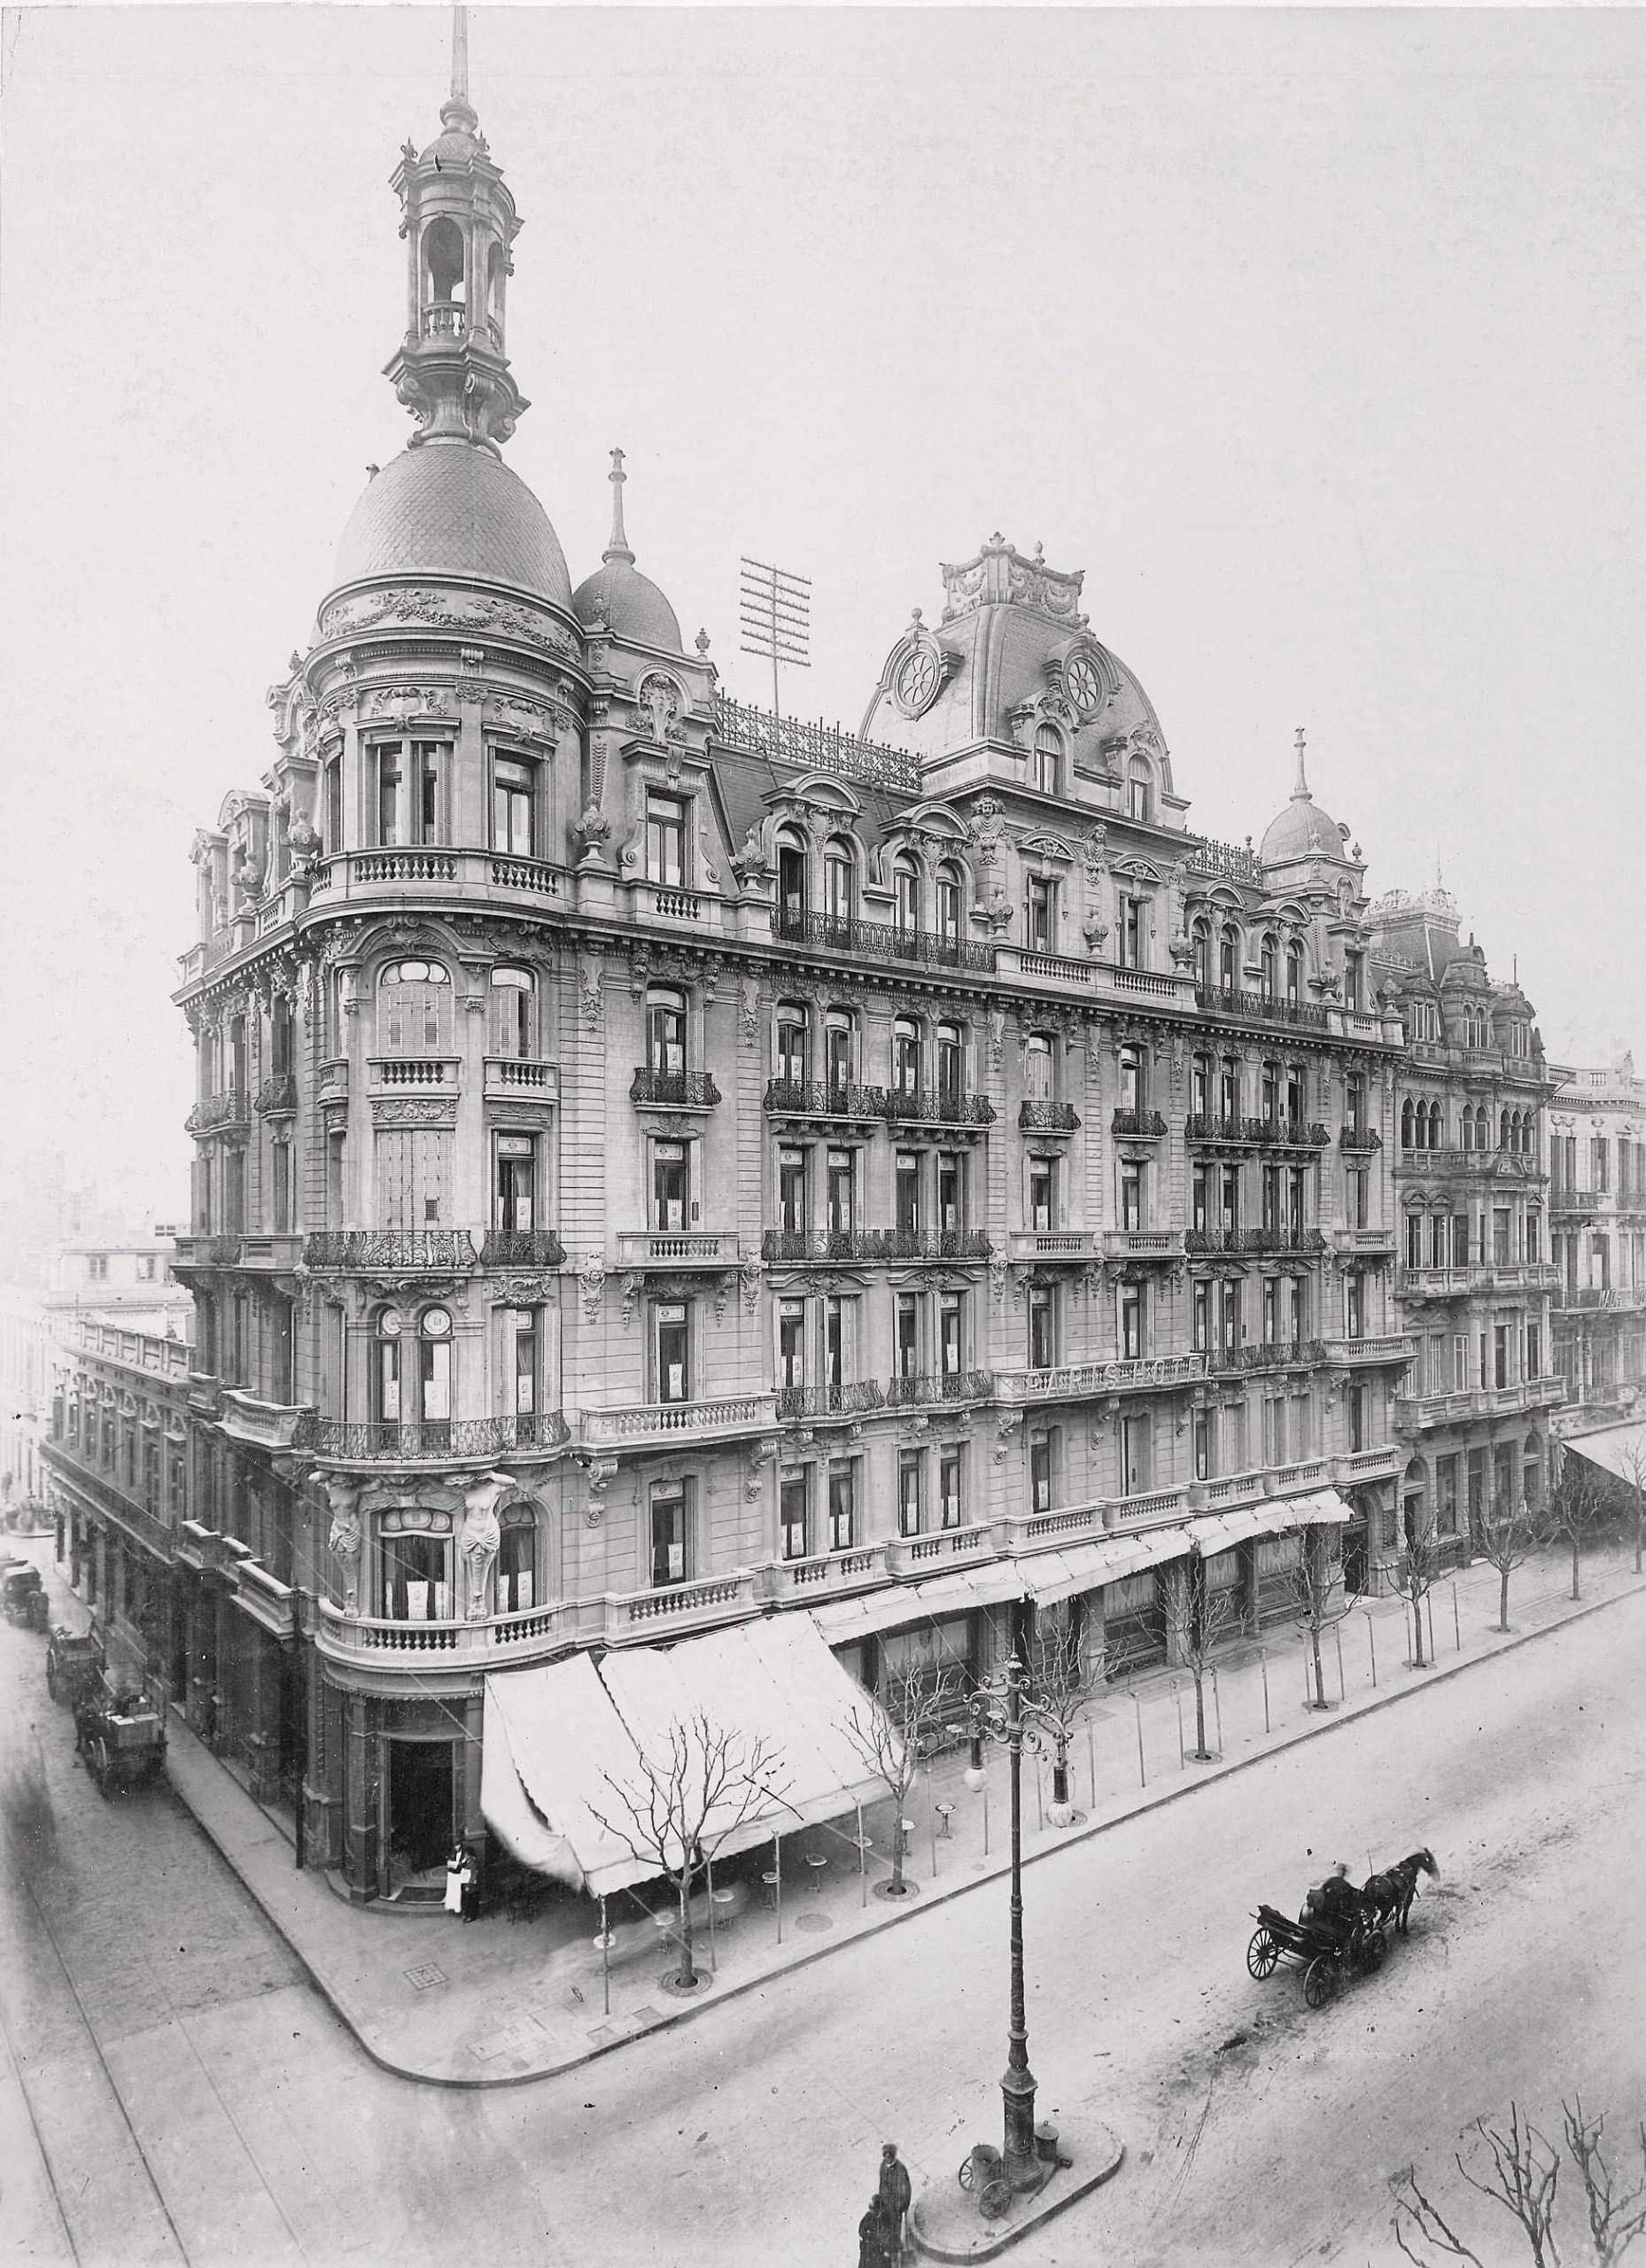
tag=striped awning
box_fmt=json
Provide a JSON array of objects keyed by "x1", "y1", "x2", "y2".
[{"x1": 1021, "y1": 1524, "x2": 1193, "y2": 1606}]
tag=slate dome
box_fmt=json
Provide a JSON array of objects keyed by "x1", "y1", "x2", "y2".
[{"x1": 331, "y1": 441, "x2": 573, "y2": 610}]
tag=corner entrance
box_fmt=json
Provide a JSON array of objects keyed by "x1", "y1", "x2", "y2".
[{"x1": 385, "y1": 1737, "x2": 456, "y2": 1897}]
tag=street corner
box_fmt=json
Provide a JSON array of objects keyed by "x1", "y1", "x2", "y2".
[{"x1": 910, "y1": 2111, "x2": 1124, "y2": 2264}]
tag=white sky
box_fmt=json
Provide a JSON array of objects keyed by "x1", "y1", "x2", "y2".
[{"x1": 4, "y1": 4, "x2": 1644, "y2": 1219}]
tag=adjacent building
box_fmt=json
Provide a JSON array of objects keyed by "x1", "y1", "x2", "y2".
[
  {"x1": 1547, "y1": 1052, "x2": 1646, "y2": 1431},
  {"x1": 156, "y1": 50, "x2": 1419, "y2": 1902},
  {"x1": 1370, "y1": 889, "x2": 1563, "y2": 1549}
]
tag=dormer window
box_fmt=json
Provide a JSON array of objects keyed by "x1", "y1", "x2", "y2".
[
  {"x1": 777, "y1": 834, "x2": 807, "y2": 928},
  {"x1": 1034, "y1": 724, "x2": 1061, "y2": 796},
  {"x1": 646, "y1": 792, "x2": 687, "y2": 887},
  {"x1": 823, "y1": 840, "x2": 855, "y2": 929},
  {"x1": 1219, "y1": 924, "x2": 1240, "y2": 991},
  {"x1": 1126, "y1": 758, "x2": 1153, "y2": 823},
  {"x1": 1259, "y1": 936, "x2": 1278, "y2": 998},
  {"x1": 936, "y1": 863, "x2": 964, "y2": 942}
]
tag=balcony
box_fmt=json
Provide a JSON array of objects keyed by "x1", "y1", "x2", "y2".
[
  {"x1": 1184, "y1": 1227, "x2": 1327, "y2": 1258},
  {"x1": 235, "y1": 1558, "x2": 296, "y2": 1642},
  {"x1": 993, "y1": 1502, "x2": 1108, "y2": 1556},
  {"x1": 580, "y1": 1393, "x2": 780, "y2": 1449},
  {"x1": 369, "y1": 1056, "x2": 460, "y2": 1091},
  {"x1": 1020, "y1": 1100, "x2": 1083, "y2": 1134},
  {"x1": 303, "y1": 1230, "x2": 477, "y2": 1272},
  {"x1": 880, "y1": 1088, "x2": 996, "y2": 1130},
  {"x1": 1397, "y1": 1264, "x2": 1486, "y2": 1300},
  {"x1": 484, "y1": 1057, "x2": 560, "y2": 1101},
  {"x1": 298, "y1": 1412, "x2": 571, "y2": 1464},
  {"x1": 316, "y1": 1595, "x2": 589, "y2": 1672},
  {"x1": 1184, "y1": 1114, "x2": 1329, "y2": 1151},
  {"x1": 1320, "y1": 1335, "x2": 1415, "y2": 1371},
  {"x1": 763, "y1": 1078, "x2": 884, "y2": 1124},
  {"x1": 882, "y1": 1370, "x2": 994, "y2": 1411},
  {"x1": 887, "y1": 1523, "x2": 993, "y2": 1577},
  {"x1": 617, "y1": 1230, "x2": 739, "y2": 1269},
  {"x1": 1406, "y1": 1147, "x2": 1548, "y2": 1184},
  {"x1": 996, "y1": 1352, "x2": 1207, "y2": 1404},
  {"x1": 255, "y1": 1074, "x2": 297, "y2": 1117},
  {"x1": 185, "y1": 1091, "x2": 251, "y2": 1137},
  {"x1": 1005, "y1": 1229, "x2": 1099, "y2": 1263},
  {"x1": 1110, "y1": 1109, "x2": 1167, "y2": 1139},
  {"x1": 480, "y1": 1229, "x2": 567, "y2": 1269},
  {"x1": 1112, "y1": 1485, "x2": 1191, "y2": 1527},
  {"x1": 1556, "y1": 1284, "x2": 1646, "y2": 1311},
  {"x1": 218, "y1": 1390, "x2": 314, "y2": 1452},
  {"x1": 1102, "y1": 1227, "x2": 1186, "y2": 1263},
  {"x1": 1336, "y1": 1445, "x2": 1401, "y2": 1485},
  {"x1": 1339, "y1": 1126, "x2": 1383, "y2": 1153},
  {"x1": 760, "y1": 1228, "x2": 992, "y2": 1265},
  {"x1": 316, "y1": 1058, "x2": 348, "y2": 1100},
  {"x1": 1394, "y1": 1377, "x2": 1566, "y2": 1430},
  {"x1": 712, "y1": 693, "x2": 920, "y2": 791},
  {"x1": 237, "y1": 1233, "x2": 306, "y2": 1274},
  {"x1": 773, "y1": 906, "x2": 995, "y2": 975},
  {"x1": 775, "y1": 1380, "x2": 887, "y2": 1421},
  {"x1": 759, "y1": 1543, "x2": 890, "y2": 1602},
  {"x1": 1332, "y1": 1227, "x2": 1397, "y2": 1258},
  {"x1": 603, "y1": 1570, "x2": 763, "y2": 1646},
  {"x1": 308, "y1": 847, "x2": 570, "y2": 911},
  {"x1": 1207, "y1": 1340, "x2": 1327, "y2": 1378},
  {"x1": 629, "y1": 1068, "x2": 721, "y2": 1110},
  {"x1": 1193, "y1": 983, "x2": 1330, "y2": 1032}
]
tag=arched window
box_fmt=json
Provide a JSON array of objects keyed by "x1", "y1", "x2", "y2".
[
  {"x1": 1219, "y1": 924, "x2": 1241, "y2": 992},
  {"x1": 485, "y1": 239, "x2": 506, "y2": 329},
  {"x1": 1501, "y1": 1109, "x2": 1511, "y2": 1152},
  {"x1": 774, "y1": 1001, "x2": 809, "y2": 1085},
  {"x1": 892, "y1": 1016, "x2": 922, "y2": 1096},
  {"x1": 1461, "y1": 1109, "x2": 1474, "y2": 1153},
  {"x1": 1127, "y1": 757, "x2": 1153, "y2": 823},
  {"x1": 271, "y1": 995, "x2": 294, "y2": 1080},
  {"x1": 1259, "y1": 936, "x2": 1278, "y2": 998},
  {"x1": 1118, "y1": 1044, "x2": 1145, "y2": 1113},
  {"x1": 1401, "y1": 1098, "x2": 1415, "y2": 1148},
  {"x1": 822, "y1": 839, "x2": 855, "y2": 934},
  {"x1": 422, "y1": 215, "x2": 466, "y2": 315},
  {"x1": 823, "y1": 1007, "x2": 856, "y2": 1096},
  {"x1": 893, "y1": 856, "x2": 921, "y2": 937},
  {"x1": 1025, "y1": 1034, "x2": 1055, "y2": 1104},
  {"x1": 1285, "y1": 940, "x2": 1304, "y2": 1006},
  {"x1": 777, "y1": 831, "x2": 808, "y2": 931},
  {"x1": 488, "y1": 967, "x2": 533, "y2": 1059},
  {"x1": 647, "y1": 985, "x2": 687, "y2": 1074},
  {"x1": 1192, "y1": 918, "x2": 1212, "y2": 989},
  {"x1": 1428, "y1": 1101, "x2": 1444, "y2": 1148},
  {"x1": 380, "y1": 960, "x2": 452, "y2": 1055},
  {"x1": 935, "y1": 862, "x2": 964, "y2": 944},
  {"x1": 936, "y1": 1021, "x2": 964, "y2": 1099},
  {"x1": 1034, "y1": 724, "x2": 1061, "y2": 796}
]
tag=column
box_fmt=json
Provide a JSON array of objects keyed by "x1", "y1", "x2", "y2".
[{"x1": 343, "y1": 1690, "x2": 380, "y2": 1900}]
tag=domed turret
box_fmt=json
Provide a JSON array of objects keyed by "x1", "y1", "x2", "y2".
[
  {"x1": 573, "y1": 450, "x2": 683, "y2": 652},
  {"x1": 1260, "y1": 729, "x2": 1350, "y2": 865},
  {"x1": 332, "y1": 444, "x2": 572, "y2": 608}
]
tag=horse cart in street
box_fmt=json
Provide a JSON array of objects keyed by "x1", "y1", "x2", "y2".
[
  {"x1": 46, "y1": 1624, "x2": 103, "y2": 1709},
  {"x1": 1, "y1": 1558, "x2": 50, "y2": 1632},
  {"x1": 74, "y1": 1676, "x2": 167, "y2": 1797},
  {"x1": 1246, "y1": 1895, "x2": 1387, "y2": 2008}
]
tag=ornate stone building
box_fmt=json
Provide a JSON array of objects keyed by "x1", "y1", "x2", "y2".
[
  {"x1": 1547, "y1": 1052, "x2": 1646, "y2": 1430},
  {"x1": 171, "y1": 49, "x2": 1411, "y2": 1901},
  {"x1": 1370, "y1": 889, "x2": 1563, "y2": 1550}
]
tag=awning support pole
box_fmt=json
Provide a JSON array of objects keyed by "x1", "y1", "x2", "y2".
[
  {"x1": 706, "y1": 1852, "x2": 716, "y2": 1975},
  {"x1": 774, "y1": 1832, "x2": 782, "y2": 1945},
  {"x1": 601, "y1": 1894, "x2": 609, "y2": 2016},
  {"x1": 927, "y1": 1769, "x2": 936, "y2": 1880},
  {"x1": 858, "y1": 1801, "x2": 866, "y2": 1909},
  {"x1": 1086, "y1": 1717, "x2": 1096, "y2": 1808}
]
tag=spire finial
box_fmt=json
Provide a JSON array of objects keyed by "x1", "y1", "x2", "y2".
[
  {"x1": 604, "y1": 447, "x2": 635, "y2": 564},
  {"x1": 451, "y1": 5, "x2": 469, "y2": 104},
  {"x1": 1293, "y1": 725, "x2": 1311, "y2": 801}
]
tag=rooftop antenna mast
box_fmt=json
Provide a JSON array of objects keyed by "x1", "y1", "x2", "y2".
[{"x1": 739, "y1": 556, "x2": 811, "y2": 719}]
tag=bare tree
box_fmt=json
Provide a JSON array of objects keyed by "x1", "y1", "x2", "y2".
[
  {"x1": 842, "y1": 1661, "x2": 959, "y2": 1894},
  {"x1": 1611, "y1": 1436, "x2": 1646, "y2": 1577},
  {"x1": 1474, "y1": 1497, "x2": 1542, "y2": 1635},
  {"x1": 1393, "y1": 1518, "x2": 1443, "y2": 1669},
  {"x1": 1027, "y1": 1612, "x2": 1103, "y2": 1823},
  {"x1": 1161, "y1": 1552, "x2": 1240, "y2": 1761},
  {"x1": 1549, "y1": 1450, "x2": 1612, "y2": 1602},
  {"x1": 589, "y1": 1712, "x2": 791, "y2": 1988},
  {"x1": 1286, "y1": 1525, "x2": 1354, "y2": 1710},
  {"x1": 1393, "y1": 2095, "x2": 1646, "y2": 2267}
]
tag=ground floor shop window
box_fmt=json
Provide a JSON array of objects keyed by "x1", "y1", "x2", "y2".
[
  {"x1": 878, "y1": 1613, "x2": 974, "y2": 1717},
  {"x1": 1103, "y1": 1570, "x2": 1164, "y2": 1671}
]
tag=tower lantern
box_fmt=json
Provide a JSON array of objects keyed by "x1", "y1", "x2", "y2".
[{"x1": 384, "y1": 6, "x2": 528, "y2": 452}]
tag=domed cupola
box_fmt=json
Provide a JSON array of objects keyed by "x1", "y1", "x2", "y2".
[
  {"x1": 573, "y1": 451, "x2": 684, "y2": 654},
  {"x1": 1260, "y1": 729, "x2": 1352, "y2": 866}
]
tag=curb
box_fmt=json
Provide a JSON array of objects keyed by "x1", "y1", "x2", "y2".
[{"x1": 167, "y1": 1568, "x2": 1646, "y2": 2092}]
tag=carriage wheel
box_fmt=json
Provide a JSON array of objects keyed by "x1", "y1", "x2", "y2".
[
  {"x1": 1363, "y1": 1925, "x2": 1387, "y2": 1973},
  {"x1": 1246, "y1": 1927, "x2": 1280, "y2": 1979},
  {"x1": 958, "y1": 2157, "x2": 974, "y2": 2193},
  {"x1": 1303, "y1": 1956, "x2": 1336, "y2": 2009},
  {"x1": 980, "y1": 2179, "x2": 1013, "y2": 2222},
  {"x1": 92, "y1": 1737, "x2": 113, "y2": 1798}
]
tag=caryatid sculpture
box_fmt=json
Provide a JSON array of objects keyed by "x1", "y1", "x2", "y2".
[
  {"x1": 324, "y1": 1478, "x2": 363, "y2": 1614},
  {"x1": 460, "y1": 1472, "x2": 512, "y2": 1620}
]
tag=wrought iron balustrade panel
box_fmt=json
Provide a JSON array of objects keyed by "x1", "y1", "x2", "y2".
[
  {"x1": 297, "y1": 1412, "x2": 567, "y2": 1460},
  {"x1": 775, "y1": 1380, "x2": 887, "y2": 1419},
  {"x1": 882, "y1": 1369, "x2": 993, "y2": 1410},
  {"x1": 480, "y1": 1230, "x2": 567, "y2": 1269},
  {"x1": 1192, "y1": 983, "x2": 1330, "y2": 1031},
  {"x1": 881, "y1": 1087, "x2": 996, "y2": 1126},
  {"x1": 301, "y1": 1230, "x2": 478, "y2": 1271},
  {"x1": 1110, "y1": 1108, "x2": 1167, "y2": 1138},
  {"x1": 629, "y1": 1068, "x2": 722, "y2": 1108},
  {"x1": 762, "y1": 1078, "x2": 885, "y2": 1119}
]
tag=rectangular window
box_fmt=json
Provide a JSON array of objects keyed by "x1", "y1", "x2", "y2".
[
  {"x1": 1350, "y1": 1168, "x2": 1370, "y2": 1230},
  {"x1": 1220, "y1": 1165, "x2": 1240, "y2": 1235},
  {"x1": 1262, "y1": 1163, "x2": 1281, "y2": 1232},
  {"x1": 492, "y1": 757, "x2": 534, "y2": 856},
  {"x1": 1029, "y1": 1158, "x2": 1055, "y2": 1234},
  {"x1": 646, "y1": 793, "x2": 687, "y2": 887},
  {"x1": 1029, "y1": 1434, "x2": 1054, "y2": 1513},
  {"x1": 1192, "y1": 1408, "x2": 1212, "y2": 1481},
  {"x1": 1262, "y1": 1395, "x2": 1285, "y2": 1467},
  {"x1": 655, "y1": 1303, "x2": 689, "y2": 1403},
  {"x1": 1526, "y1": 1324, "x2": 1541, "y2": 1378},
  {"x1": 498, "y1": 1520, "x2": 535, "y2": 1613},
  {"x1": 895, "y1": 1152, "x2": 920, "y2": 1236},
  {"x1": 271, "y1": 1140, "x2": 291, "y2": 1234},
  {"x1": 1494, "y1": 1208, "x2": 1510, "y2": 1267},
  {"x1": 827, "y1": 1150, "x2": 855, "y2": 1234},
  {"x1": 651, "y1": 1485, "x2": 690, "y2": 1588},
  {"x1": 937, "y1": 1152, "x2": 965, "y2": 1232},
  {"x1": 505, "y1": 1308, "x2": 538, "y2": 1425},
  {"x1": 653, "y1": 1140, "x2": 689, "y2": 1231},
  {"x1": 1288, "y1": 1276, "x2": 1307, "y2": 1346},
  {"x1": 827, "y1": 1463, "x2": 855, "y2": 1551},
  {"x1": 1026, "y1": 876, "x2": 1057, "y2": 952},
  {"x1": 1121, "y1": 1159, "x2": 1144, "y2": 1231},
  {"x1": 1119, "y1": 1413, "x2": 1151, "y2": 1495},
  {"x1": 1029, "y1": 1286, "x2": 1055, "y2": 1371},
  {"x1": 1220, "y1": 1057, "x2": 1239, "y2": 1122},
  {"x1": 1192, "y1": 1164, "x2": 1208, "y2": 1235},
  {"x1": 1262, "y1": 1277, "x2": 1280, "y2": 1345},
  {"x1": 1526, "y1": 1213, "x2": 1541, "y2": 1263},
  {"x1": 824, "y1": 1294, "x2": 855, "y2": 1387},
  {"x1": 939, "y1": 1448, "x2": 963, "y2": 1530},
  {"x1": 1346, "y1": 1271, "x2": 1364, "y2": 1340},
  {"x1": 1220, "y1": 1280, "x2": 1242, "y2": 1356},
  {"x1": 895, "y1": 1293, "x2": 920, "y2": 1379},
  {"x1": 777, "y1": 1146, "x2": 807, "y2": 1233},
  {"x1": 382, "y1": 1531, "x2": 450, "y2": 1622},
  {"x1": 780, "y1": 1472, "x2": 809, "y2": 1562},
  {"x1": 1348, "y1": 1382, "x2": 1368, "y2": 1454},
  {"x1": 1120, "y1": 1282, "x2": 1144, "y2": 1362},
  {"x1": 324, "y1": 755, "x2": 343, "y2": 851},
  {"x1": 775, "y1": 1010, "x2": 808, "y2": 1084},
  {"x1": 938, "y1": 1293, "x2": 963, "y2": 1378},
  {"x1": 1287, "y1": 1168, "x2": 1306, "y2": 1242},
  {"x1": 1407, "y1": 1214, "x2": 1423, "y2": 1269},
  {"x1": 1120, "y1": 895, "x2": 1145, "y2": 969},
  {"x1": 495, "y1": 1133, "x2": 537, "y2": 1232},
  {"x1": 1495, "y1": 1324, "x2": 1510, "y2": 1390},
  {"x1": 1346, "y1": 1072, "x2": 1366, "y2": 1135},
  {"x1": 898, "y1": 1453, "x2": 923, "y2": 1539},
  {"x1": 778, "y1": 1300, "x2": 805, "y2": 1389},
  {"x1": 1192, "y1": 1281, "x2": 1211, "y2": 1353}
]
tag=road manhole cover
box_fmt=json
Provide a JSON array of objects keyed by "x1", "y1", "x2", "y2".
[{"x1": 793, "y1": 1911, "x2": 832, "y2": 1933}]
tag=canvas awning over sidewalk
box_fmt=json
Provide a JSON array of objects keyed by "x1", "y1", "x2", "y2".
[
  {"x1": 482, "y1": 1615, "x2": 887, "y2": 1897},
  {"x1": 1561, "y1": 1420, "x2": 1646, "y2": 1484},
  {"x1": 1186, "y1": 1487, "x2": 1353, "y2": 1557}
]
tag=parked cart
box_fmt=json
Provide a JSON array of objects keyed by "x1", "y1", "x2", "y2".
[{"x1": 74, "y1": 1679, "x2": 167, "y2": 1797}]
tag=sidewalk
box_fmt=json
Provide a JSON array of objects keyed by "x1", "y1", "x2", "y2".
[{"x1": 26, "y1": 1535, "x2": 1646, "y2": 2088}]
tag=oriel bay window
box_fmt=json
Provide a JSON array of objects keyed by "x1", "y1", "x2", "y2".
[
  {"x1": 654, "y1": 1303, "x2": 690, "y2": 1404},
  {"x1": 646, "y1": 791, "x2": 687, "y2": 887},
  {"x1": 376, "y1": 739, "x2": 446, "y2": 846},
  {"x1": 653, "y1": 1139, "x2": 689, "y2": 1231},
  {"x1": 898, "y1": 1452, "x2": 923, "y2": 1539},
  {"x1": 650, "y1": 1482, "x2": 691, "y2": 1588},
  {"x1": 494, "y1": 1134, "x2": 537, "y2": 1231},
  {"x1": 827, "y1": 1461, "x2": 856, "y2": 1550},
  {"x1": 380, "y1": 1515, "x2": 451, "y2": 1622},
  {"x1": 493, "y1": 755, "x2": 536, "y2": 856}
]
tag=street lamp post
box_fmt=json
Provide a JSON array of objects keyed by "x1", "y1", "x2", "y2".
[{"x1": 965, "y1": 1651, "x2": 1070, "y2": 2183}]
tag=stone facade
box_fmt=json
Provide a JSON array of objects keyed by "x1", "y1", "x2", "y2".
[{"x1": 1547, "y1": 1053, "x2": 1646, "y2": 1432}]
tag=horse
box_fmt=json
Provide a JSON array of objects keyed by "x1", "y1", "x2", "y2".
[{"x1": 1361, "y1": 1848, "x2": 1439, "y2": 1936}]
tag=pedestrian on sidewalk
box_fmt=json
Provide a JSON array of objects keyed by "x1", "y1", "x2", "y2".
[
  {"x1": 857, "y1": 2194, "x2": 893, "y2": 2268},
  {"x1": 878, "y1": 2143, "x2": 912, "y2": 2262},
  {"x1": 445, "y1": 1843, "x2": 476, "y2": 1920}
]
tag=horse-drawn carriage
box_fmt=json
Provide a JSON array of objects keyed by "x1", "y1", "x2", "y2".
[
  {"x1": 0, "y1": 1557, "x2": 50, "y2": 1631},
  {"x1": 74, "y1": 1676, "x2": 167, "y2": 1797},
  {"x1": 1246, "y1": 1852, "x2": 1438, "y2": 2010},
  {"x1": 46, "y1": 1623, "x2": 104, "y2": 1709}
]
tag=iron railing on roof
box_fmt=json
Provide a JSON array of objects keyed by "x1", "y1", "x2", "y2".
[{"x1": 711, "y1": 692, "x2": 920, "y2": 791}]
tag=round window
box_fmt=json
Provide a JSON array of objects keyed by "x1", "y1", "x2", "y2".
[{"x1": 422, "y1": 1308, "x2": 452, "y2": 1339}]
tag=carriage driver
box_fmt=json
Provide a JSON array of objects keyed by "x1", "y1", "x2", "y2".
[{"x1": 1302, "y1": 1860, "x2": 1357, "y2": 1926}]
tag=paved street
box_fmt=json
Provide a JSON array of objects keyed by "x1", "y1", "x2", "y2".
[{"x1": 4, "y1": 1581, "x2": 1643, "y2": 2268}]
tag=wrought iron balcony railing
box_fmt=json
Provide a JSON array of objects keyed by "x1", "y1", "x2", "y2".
[
  {"x1": 773, "y1": 906, "x2": 996, "y2": 974},
  {"x1": 255, "y1": 1074, "x2": 297, "y2": 1116},
  {"x1": 1207, "y1": 1339, "x2": 1327, "y2": 1376},
  {"x1": 1184, "y1": 1114, "x2": 1329, "y2": 1149},
  {"x1": 882, "y1": 1369, "x2": 994, "y2": 1410},
  {"x1": 629, "y1": 1068, "x2": 722, "y2": 1108},
  {"x1": 763, "y1": 1078, "x2": 885, "y2": 1120},
  {"x1": 761, "y1": 1228, "x2": 992, "y2": 1264},
  {"x1": 479, "y1": 1230, "x2": 568, "y2": 1269},
  {"x1": 880, "y1": 1087, "x2": 996, "y2": 1127},
  {"x1": 186, "y1": 1091, "x2": 251, "y2": 1135},
  {"x1": 297, "y1": 1411, "x2": 570, "y2": 1461},
  {"x1": 302, "y1": 1231, "x2": 477, "y2": 1272},
  {"x1": 775, "y1": 1380, "x2": 888, "y2": 1420},
  {"x1": 1192, "y1": 983, "x2": 1330, "y2": 1031},
  {"x1": 1020, "y1": 1100, "x2": 1083, "y2": 1133},
  {"x1": 711, "y1": 691, "x2": 920, "y2": 792},
  {"x1": 1184, "y1": 1226, "x2": 1327, "y2": 1257},
  {"x1": 1339, "y1": 1126, "x2": 1383, "y2": 1153},
  {"x1": 1110, "y1": 1108, "x2": 1167, "y2": 1138}
]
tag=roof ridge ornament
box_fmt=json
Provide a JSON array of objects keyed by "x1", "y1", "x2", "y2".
[
  {"x1": 1293, "y1": 726, "x2": 1311, "y2": 803},
  {"x1": 442, "y1": 5, "x2": 479, "y2": 136},
  {"x1": 604, "y1": 447, "x2": 635, "y2": 565}
]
